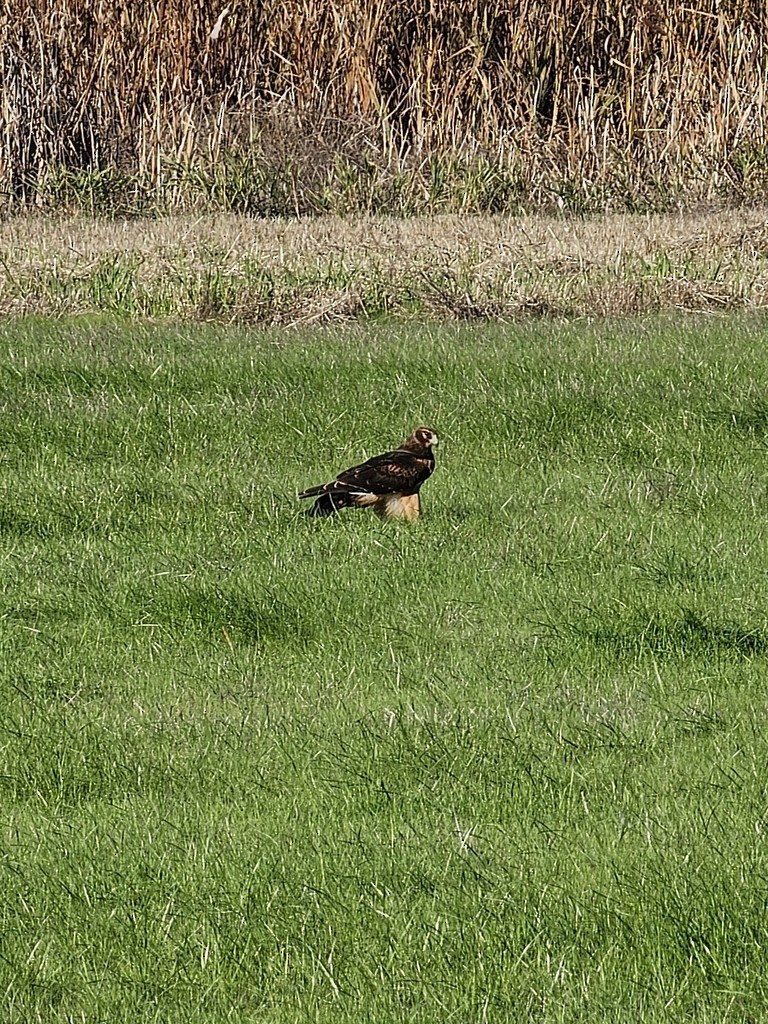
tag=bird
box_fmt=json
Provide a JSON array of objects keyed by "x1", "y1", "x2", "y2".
[{"x1": 298, "y1": 426, "x2": 438, "y2": 521}]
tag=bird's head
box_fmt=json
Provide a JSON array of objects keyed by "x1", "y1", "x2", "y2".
[{"x1": 409, "y1": 426, "x2": 439, "y2": 449}]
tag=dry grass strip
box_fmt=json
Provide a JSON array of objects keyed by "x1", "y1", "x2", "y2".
[{"x1": 1, "y1": 207, "x2": 767, "y2": 322}]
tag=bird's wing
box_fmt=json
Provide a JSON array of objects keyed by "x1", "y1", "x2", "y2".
[{"x1": 334, "y1": 448, "x2": 432, "y2": 494}]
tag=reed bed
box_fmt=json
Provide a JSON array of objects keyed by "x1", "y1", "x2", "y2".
[{"x1": 2, "y1": 0, "x2": 768, "y2": 214}]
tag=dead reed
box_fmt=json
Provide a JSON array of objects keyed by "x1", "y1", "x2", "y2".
[{"x1": 2, "y1": 1, "x2": 768, "y2": 213}]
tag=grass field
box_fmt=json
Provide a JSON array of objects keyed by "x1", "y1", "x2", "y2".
[{"x1": 3, "y1": 312, "x2": 768, "y2": 1022}]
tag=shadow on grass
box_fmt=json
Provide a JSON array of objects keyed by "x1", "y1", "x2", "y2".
[
  {"x1": 0, "y1": 489, "x2": 180, "y2": 539},
  {"x1": 576, "y1": 609, "x2": 768, "y2": 659},
  {"x1": 725, "y1": 401, "x2": 768, "y2": 437},
  {"x1": 0, "y1": 505, "x2": 57, "y2": 539},
  {"x1": 511, "y1": 394, "x2": 614, "y2": 453},
  {"x1": 144, "y1": 583, "x2": 305, "y2": 645}
]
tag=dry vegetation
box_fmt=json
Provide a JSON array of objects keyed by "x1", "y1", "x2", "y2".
[
  {"x1": 2, "y1": 0, "x2": 768, "y2": 214},
  {"x1": 2, "y1": 207, "x2": 768, "y2": 322}
]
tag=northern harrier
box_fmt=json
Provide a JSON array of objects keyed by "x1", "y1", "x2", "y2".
[{"x1": 299, "y1": 426, "x2": 438, "y2": 521}]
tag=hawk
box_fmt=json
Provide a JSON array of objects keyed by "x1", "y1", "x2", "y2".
[{"x1": 299, "y1": 426, "x2": 438, "y2": 521}]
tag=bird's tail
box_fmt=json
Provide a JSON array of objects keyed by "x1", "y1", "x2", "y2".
[
  {"x1": 299, "y1": 479, "x2": 361, "y2": 514},
  {"x1": 304, "y1": 491, "x2": 356, "y2": 517},
  {"x1": 298, "y1": 482, "x2": 328, "y2": 499}
]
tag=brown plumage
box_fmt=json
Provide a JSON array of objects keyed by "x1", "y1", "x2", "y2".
[{"x1": 299, "y1": 426, "x2": 438, "y2": 521}]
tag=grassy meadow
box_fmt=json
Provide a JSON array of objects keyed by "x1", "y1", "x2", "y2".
[
  {"x1": 6, "y1": 0, "x2": 768, "y2": 1018},
  {"x1": 2, "y1": 312, "x2": 768, "y2": 1021}
]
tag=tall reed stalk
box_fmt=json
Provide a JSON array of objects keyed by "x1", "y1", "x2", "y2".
[{"x1": 2, "y1": 0, "x2": 767, "y2": 211}]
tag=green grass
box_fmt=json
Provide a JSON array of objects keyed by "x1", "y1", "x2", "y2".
[
  {"x1": 24, "y1": 153, "x2": 671, "y2": 219},
  {"x1": 2, "y1": 314, "x2": 768, "y2": 1022}
]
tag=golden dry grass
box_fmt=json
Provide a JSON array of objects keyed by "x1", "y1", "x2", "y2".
[
  {"x1": 2, "y1": 0, "x2": 768, "y2": 209},
  {"x1": 1, "y1": 207, "x2": 768, "y2": 321}
]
